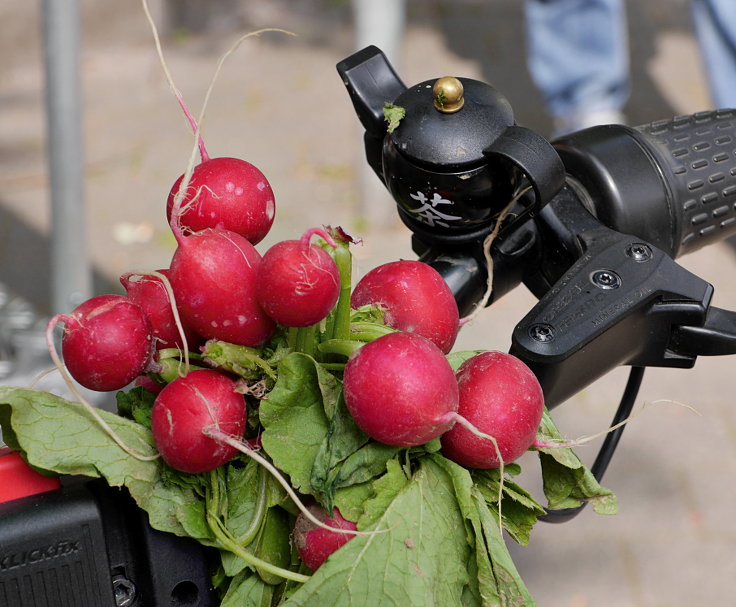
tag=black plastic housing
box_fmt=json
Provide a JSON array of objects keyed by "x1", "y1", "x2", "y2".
[{"x1": 0, "y1": 478, "x2": 217, "y2": 607}]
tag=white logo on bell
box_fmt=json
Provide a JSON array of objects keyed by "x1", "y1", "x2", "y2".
[{"x1": 408, "y1": 191, "x2": 462, "y2": 227}]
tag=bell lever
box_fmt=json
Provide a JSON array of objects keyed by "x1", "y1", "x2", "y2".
[{"x1": 336, "y1": 45, "x2": 406, "y2": 138}]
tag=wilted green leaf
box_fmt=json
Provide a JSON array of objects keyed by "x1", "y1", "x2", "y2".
[
  {"x1": 383, "y1": 103, "x2": 406, "y2": 133},
  {"x1": 535, "y1": 410, "x2": 618, "y2": 515}
]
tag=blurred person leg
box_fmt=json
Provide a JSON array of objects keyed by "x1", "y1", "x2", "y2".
[
  {"x1": 525, "y1": 0, "x2": 630, "y2": 136},
  {"x1": 690, "y1": 0, "x2": 736, "y2": 109}
]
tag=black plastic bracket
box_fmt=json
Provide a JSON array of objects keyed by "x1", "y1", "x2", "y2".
[{"x1": 483, "y1": 125, "x2": 566, "y2": 240}]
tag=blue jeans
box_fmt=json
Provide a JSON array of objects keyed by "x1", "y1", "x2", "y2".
[
  {"x1": 525, "y1": 0, "x2": 736, "y2": 124},
  {"x1": 690, "y1": 0, "x2": 736, "y2": 109}
]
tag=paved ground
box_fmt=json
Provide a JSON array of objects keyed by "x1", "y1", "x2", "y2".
[{"x1": 1, "y1": 1, "x2": 736, "y2": 605}]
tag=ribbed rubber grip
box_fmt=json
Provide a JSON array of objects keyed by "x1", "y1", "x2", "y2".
[{"x1": 635, "y1": 109, "x2": 736, "y2": 258}]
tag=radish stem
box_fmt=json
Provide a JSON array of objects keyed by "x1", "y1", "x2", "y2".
[
  {"x1": 317, "y1": 339, "x2": 364, "y2": 359},
  {"x1": 206, "y1": 469, "x2": 309, "y2": 584},
  {"x1": 349, "y1": 323, "x2": 397, "y2": 342},
  {"x1": 295, "y1": 325, "x2": 317, "y2": 358},
  {"x1": 329, "y1": 242, "x2": 353, "y2": 342}
]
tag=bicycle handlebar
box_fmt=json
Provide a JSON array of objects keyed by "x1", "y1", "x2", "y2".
[
  {"x1": 335, "y1": 46, "x2": 736, "y2": 525},
  {"x1": 504, "y1": 113, "x2": 736, "y2": 406},
  {"x1": 555, "y1": 110, "x2": 736, "y2": 260},
  {"x1": 336, "y1": 46, "x2": 736, "y2": 409}
]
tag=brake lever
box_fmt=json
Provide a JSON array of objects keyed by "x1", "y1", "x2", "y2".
[
  {"x1": 671, "y1": 306, "x2": 736, "y2": 356},
  {"x1": 541, "y1": 298, "x2": 736, "y2": 524},
  {"x1": 511, "y1": 190, "x2": 714, "y2": 409}
]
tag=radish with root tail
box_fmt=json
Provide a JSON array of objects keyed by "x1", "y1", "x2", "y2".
[
  {"x1": 166, "y1": 195, "x2": 276, "y2": 347},
  {"x1": 120, "y1": 269, "x2": 201, "y2": 351},
  {"x1": 293, "y1": 504, "x2": 359, "y2": 571},
  {"x1": 342, "y1": 331, "x2": 460, "y2": 446},
  {"x1": 47, "y1": 294, "x2": 155, "y2": 392},
  {"x1": 151, "y1": 368, "x2": 247, "y2": 474},
  {"x1": 166, "y1": 157, "x2": 276, "y2": 245},
  {"x1": 256, "y1": 227, "x2": 341, "y2": 327},
  {"x1": 441, "y1": 351, "x2": 545, "y2": 468}
]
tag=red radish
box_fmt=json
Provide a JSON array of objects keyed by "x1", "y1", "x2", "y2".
[
  {"x1": 350, "y1": 260, "x2": 459, "y2": 354},
  {"x1": 342, "y1": 332, "x2": 459, "y2": 447},
  {"x1": 293, "y1": 504, "x2": 358, "y2": 571},
  {"x1": 256, "y1": 227, "x2": 340, "y2": 327},
  {"x1": 151, "y1": 369, "x2": 247, "y2": 474},
  {"x1": 441, "y1": 351, "x2": 544, "y2": 469},
  {"x1": 134, "y1": 374, "x2": 165, "y2": 396},
  {"x1": 167, "y1": 157, "x2": 275, "y2": 245},
  {"x1": 50, "y1": 295, "x2": 154, "y2": 392},
  {"x1": 168, "y1": 227, "x2": 275, "y2": 347},
  {"x1": 120, "y1": 270, "x2": 201, "y2": 351}
]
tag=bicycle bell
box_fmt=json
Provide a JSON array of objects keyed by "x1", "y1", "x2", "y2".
[{"x1": 337, "y1": 45, "x2": 566, "y2": 248}]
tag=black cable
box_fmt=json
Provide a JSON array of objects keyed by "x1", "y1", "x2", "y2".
[{"x1": 538, "y1": 366, "x2": 645, "y2": 523}]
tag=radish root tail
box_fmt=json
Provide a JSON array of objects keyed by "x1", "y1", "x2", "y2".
[
  {"x1": 140, "y1": 0, "x2": 293, "y2": 245},
  {"x1": 122, "y1": 270, "x2": 190, "y2": 375},
  {"x1": 204, "y1": 426, "x2": 385, "y2": 537},
  {"x1": 447, "y1": 412, "x2": 506, "y2": 533},
  {"x1": 459, "y1": 185, "x2": 533, "y2": 327},
  {"x1": 533, "y1": 398, "x2": 701, "y2": 450}
]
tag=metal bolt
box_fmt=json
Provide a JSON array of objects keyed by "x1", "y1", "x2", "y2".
[
  {"x1": 590, "y1": 269, "x2": 621, "y2": 290},
  {"x1": 626, "y1": 243, "x2": 652, "y2": 262},
  {"x1": 113, "y1": 576, "x2": 137, "y2": 607},
  {"x1": 529, "y1": 323, "x2": 555, "y2": 343}
]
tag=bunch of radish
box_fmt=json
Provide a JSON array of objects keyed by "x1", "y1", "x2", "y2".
[
  {"x1": 41, "y1": 11, "x2": 551, "y2": 583},
  {"x1": 47, "y1": 178, "x2": 546, "y2": 569},
  {"x1": 0, "y1": 10, "x2": 627, "y2": 606}
]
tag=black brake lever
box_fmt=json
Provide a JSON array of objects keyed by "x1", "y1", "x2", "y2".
[
  {"x1": 671, "y1": 306, "x2": 736, "y2": 356},
  {"x1": 511, "y1": 188, "x2": 714, "y2": 409}
]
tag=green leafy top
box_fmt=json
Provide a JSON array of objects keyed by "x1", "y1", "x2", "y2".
[
  {"x1": 0, "y1": 348, "x2": 616, "y2": 606},
  {"x1": 383, "y1": 103, "x2": 406, "y2": 134}
]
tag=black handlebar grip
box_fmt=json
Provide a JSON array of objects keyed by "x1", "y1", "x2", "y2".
[
  {"x1": 635, "y1": 109, "x2": 736, "y2": 257},
  {"x1": 553, "y1": 109, "x2": 736, "y2": 259}
]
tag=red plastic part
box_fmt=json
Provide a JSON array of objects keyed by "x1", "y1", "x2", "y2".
[{"x1": 0, "y1": 447, "x2": 61, "y2": 503}]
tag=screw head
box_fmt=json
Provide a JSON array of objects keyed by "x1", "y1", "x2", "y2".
[
  {"x1": 626, "y1": 243, "x2": 652, "y2": 262},
  {"x1": 590, "y1": 269, "x2": 621, "y2": 290},
  {"x1": 113, "y1": 576, "x2": 137, "y2": 607},
  {"x1": 529, "y1": 323, "x2": 555, "y2": 343}
]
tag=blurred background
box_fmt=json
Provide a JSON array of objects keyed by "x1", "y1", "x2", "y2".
[{"x1": 1, "y1": 1, "x2": 735, "y2": 605}]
